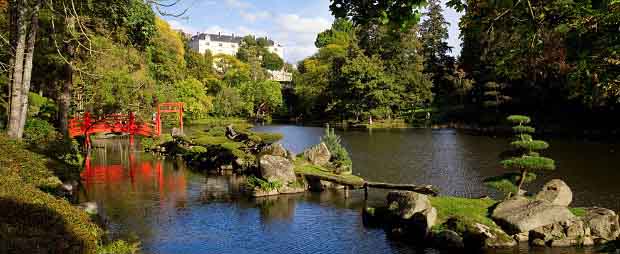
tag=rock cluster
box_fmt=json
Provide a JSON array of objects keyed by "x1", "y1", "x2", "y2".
[
  {"x1": 303, "y1": 143, "x2": 331, "y2": 167},
  {"x1": 251, "y1": 144, "x2": 306, "y2": 197},
  {"x1": 363, "y1": 191, "x2": 438, "y2": 240},
  {"x1": 491, "y1": 179, "x2": 620, "y2": 247}
]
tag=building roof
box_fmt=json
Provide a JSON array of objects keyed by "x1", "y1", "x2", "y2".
[{"x1": 192, "y1": 33, "x2": 279, "y2": 46}]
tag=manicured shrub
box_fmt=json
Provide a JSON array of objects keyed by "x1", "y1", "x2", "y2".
[
  {"x1": 0, "y1": 173, "x2": 102, "y2": 254},
  {"x1": 0, "y1": 135, "x2": 62, "y2": 190},
  {"x1": 485, "y1": 115, "x2": 555, "y2": 197}
]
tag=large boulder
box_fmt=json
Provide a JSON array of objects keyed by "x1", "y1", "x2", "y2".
[
  {"x1": 303, "y1": 143, "x2": 331, "y2": 166},
  {"x1": 535, "y1": 179, "x2": 573, "y2": 206},
  {"x1": 259, "y1": 155, "x2": 296, "y2": 184},
  {"x1": 387, "y1": 191, "x2": 432, "y2": 220},
  {"x1": 491, "y1": 197, "x2": 575, "y2": 234},
  {"x1": 582, "y1": 207, "x2": 620, "y2": 241},
  {"x1": 441, "y1": 217, "x2": 516, "y2": 249},
  {"x1": 261, "y1": 143, "x2": 289, "y2": 158},
  {"x1": 432, "y1": 230, "x2": 465, "y2": 250}
]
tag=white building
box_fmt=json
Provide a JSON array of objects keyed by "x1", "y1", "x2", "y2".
[{"x1": 189, "y1": 32, "x2": 285, "y2": 60}]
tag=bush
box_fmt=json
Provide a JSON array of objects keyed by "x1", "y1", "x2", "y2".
[
  {"x1": 97, "y1": 240, "x2": 140, "y2": 254},
  {"x1": 0, "y1": 135, "x2": 62, "y2": 190},
  {"x1": 0, "y1": 173, "x2": 102, "y2": 254},
  {"x1": 246, "y1": 175, "x2": 283, "y2": 191},
  {"x1": 23, "y1": 118, "x2": 58, "y2": 148},
  {"x1": 320, "y1": 125, "x2": 352, "y2": 171}
]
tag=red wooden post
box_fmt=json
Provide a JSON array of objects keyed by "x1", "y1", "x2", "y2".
[
  {"x1": 156, "y1": 106, "x2": 162, "y2": 136},
  {"x1": 179, "y1": 103, "x2": 183, "y2": 133},
  {"x1": 84, "y1": 112, "x2": 92, "y2": 149},
  {"x1": 129, "y1": 112, "x2": 135, "y2": 145}
]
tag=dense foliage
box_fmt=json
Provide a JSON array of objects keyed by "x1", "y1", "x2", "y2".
[
  {"x1": 292, "y1": 18, "x2": 432, "y2": 123},
  {"x1": 444, "y1": 0, "x2": 620, "y2": 128}
]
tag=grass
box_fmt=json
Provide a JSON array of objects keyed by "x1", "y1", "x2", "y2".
[
  {"x1": 96, "y1": 240, "x2": 141, "y2": 254},
  {"x1": 430, "y1": 196, "x2": 498, "y2": 228},
  {"x1": 246, "y1": 175, "x2": 283, "y2": 191},
  {"x1": 188, "y1": 117, "x2": 253, "y2": 131},
  {"x1": 352, "y1": 119, "x2": 413, "y2": 129},
  {"x1": 294, "y1": 160, "x2": 365, "y2": 187},
  {"x1": 569, "y1": 207, "x2": 587, "y2": 217},
  {"x1": 0, "y1": 135, "x2": 62, "y2": 190}
]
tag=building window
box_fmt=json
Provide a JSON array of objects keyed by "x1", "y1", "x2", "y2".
[
  {"x1": 206, "y1": 43, "x2": 210, "y2": 46},
  {"x1": 219, "y1": 43, "x2": 223, "y2": 46}
]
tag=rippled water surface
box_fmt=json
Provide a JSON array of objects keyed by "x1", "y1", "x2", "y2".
[{"x1": 80, "y1": 125, "x2": 619, "y2": 254}]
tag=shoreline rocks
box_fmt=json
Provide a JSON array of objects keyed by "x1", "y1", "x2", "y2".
[
  {"x1": 303, "y1": 142, "x2": 331, "y2": 167},
  {"x1": 491, "y1": 197, "x2": 576, "y2": 234}
]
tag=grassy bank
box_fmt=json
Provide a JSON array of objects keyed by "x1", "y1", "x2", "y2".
[
  {"x1": 294, "y1": 160, "x2": 365, "y2": 187},
  {"x1": 0, "y1": 135, "x2": 138, "y2": 254}
]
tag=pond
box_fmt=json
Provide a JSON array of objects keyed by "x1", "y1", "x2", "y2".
[{"x1": 79, "y1": 124, "x2": 619, "y2": 254}]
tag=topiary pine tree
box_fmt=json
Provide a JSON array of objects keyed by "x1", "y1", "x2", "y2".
[
  {"x1": 502, "y1": 115, "x2": 555, "y2": 192},
  {"x1": 484, "y1": 115, "x2": 556, "y2": 198}
]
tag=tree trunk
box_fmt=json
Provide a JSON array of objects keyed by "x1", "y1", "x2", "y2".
[
  {"x1": 58, "y1": 61, "x2": 73, "y2": 136},
  {"x1": 516, "y1": 169, "x2": 527, "y2": 194},
  {"x1": 16, "y1": 1, "x2": 40, "y2": 138},
  {"x1": 58, "y1": 15, "x2": 75, "y2": 137},
  {"x1": 7, "y1": 0, "x2": 27, "y2": 139}
]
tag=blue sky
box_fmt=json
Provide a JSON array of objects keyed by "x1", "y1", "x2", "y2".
[{"x1": 163, "y1": 0, "x2": 462, "y2": 63}]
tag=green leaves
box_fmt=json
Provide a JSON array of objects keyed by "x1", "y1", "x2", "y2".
[
  {"x1": 510, "y1": 140, "x2": 549, "y2": 151},
  {"x1": 507, "y1": 115, "x2": 531, "y2": 124},
  {"x1": 329, "y1": 0, "x2": 426, "y2": 30},
  {"x1": 501, "y1": 156, "x2": 556, "y2": 171},
  {"x1": 484, "y1": 172, "x2": 537, "y2": 195},
  {"x1": 512, "y1": 125, "x2": 535, "y2": 134}
]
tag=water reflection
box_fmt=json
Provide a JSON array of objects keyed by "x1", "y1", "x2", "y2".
[
  {"x1": 79, "y1": 128, "x2": 616, "y2": 254},
  {"x1": 80, "y1": 138, "x2": 411, "y2": 254},
  {"x1": 253, "y1": 125, "x2": 620, "y2": 211}
]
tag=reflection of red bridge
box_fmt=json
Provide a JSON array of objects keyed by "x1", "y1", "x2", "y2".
[
  {"x1": 68, "y1": 102, "x2": 184, "y2": 146},
  {"x1": 81, "y1": 154, "x2": 187, "y2": 199}
]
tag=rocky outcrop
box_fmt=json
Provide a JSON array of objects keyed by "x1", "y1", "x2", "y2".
[
  {"x1": 528, "y1": 218, "x2": 592, "y2": 247},
  {"x1": 259, "y1": 155, "x2": 296, "y2": 184},
  {"x1": 491, "y1": 196, "x2": 575, "y2": 234},
  {"x1": 387, "y1": 191, "x2": 433, "y2": 220},
  {"x1": 261, "y1": 143, "x2": 290, "y2": 158},
  {"x1": 439, "y1": 217, "x2": 516, "y2": 249},
  {"x1": 303, "y1": 142, "x2": 331, "y2": 166},
  {"x1": 535, "y1": 179, "x2": 572, "y2": 206},
  {"x1": 582, "y1": 207, "x2": 620, "y2": 241},
  {"x1": 363, "y1": 191, "x2": 437, "y2": 239}
]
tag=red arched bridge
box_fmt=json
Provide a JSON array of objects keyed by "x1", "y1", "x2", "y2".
[{"x1": 68, "y1": 102, "x2": 184, "y2": 146}]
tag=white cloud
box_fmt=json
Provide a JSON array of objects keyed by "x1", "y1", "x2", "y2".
[
  {"x1": 285, "y1": 46, "x2": 319, "y2": 64},
  {"x1": 239, "y1": 10, "x2": 271, "y2": 22},
  {"x1": 275, "y1": 14, "x2": 331, "y2": 34},
  {"x1": 268, "y1": 14, "x2": 332, "y2": 63},
  {"x1": 168, "y1": 20, "x2": 199, "y2": 34},
  {"x1": 225, "y1": 0, "x2": 251, "y2": 9}
]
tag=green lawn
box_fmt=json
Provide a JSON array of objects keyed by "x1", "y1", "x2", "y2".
[
  {"x1": 430, "y1": 196, "x2": 498, "y2": 228},
  {"x1": 294, "y1": 160, "x2": 365, "y2": 187}
]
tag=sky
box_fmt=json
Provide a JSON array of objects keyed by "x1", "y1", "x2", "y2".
[{"x1": 163, "y1": 0, "x2": 463, "y2": 64}]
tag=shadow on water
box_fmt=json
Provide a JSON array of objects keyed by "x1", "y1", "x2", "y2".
[{"x1": 79, "y1": 127, "x2": 618, "y2": 254}]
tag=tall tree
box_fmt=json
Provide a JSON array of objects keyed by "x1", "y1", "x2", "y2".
[
  {"x1": 6, "y1": 0, "x2": 41, "y2": 139},
  {"x1": 419, "y1": 0, "x2": 455, "y2": 95}
]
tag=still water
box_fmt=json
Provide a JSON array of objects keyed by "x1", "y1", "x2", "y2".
[{"x1": 80, "y1": 125, "x2": 619, "y2": 254}]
